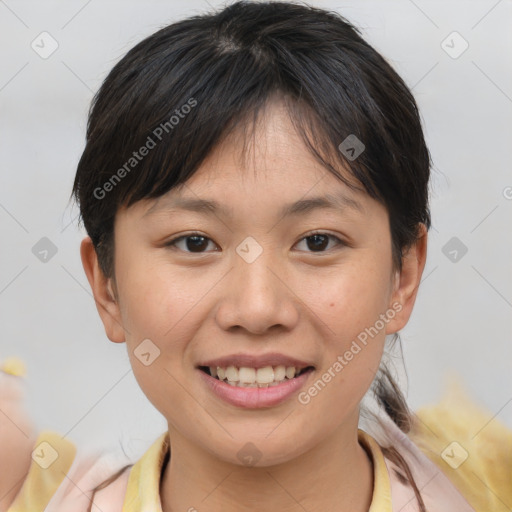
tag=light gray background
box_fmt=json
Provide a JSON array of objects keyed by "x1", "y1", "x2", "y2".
[{"x1": 1, "y1": 0, "x2": 511, "y2": 461}]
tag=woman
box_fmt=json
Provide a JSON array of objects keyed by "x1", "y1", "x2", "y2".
[{"x1": 1, "y1": 2, "x2": 510, "y2": 511}]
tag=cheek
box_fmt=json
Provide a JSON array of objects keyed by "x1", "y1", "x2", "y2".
[
  {"x1": 308, "y1": 260, "x2": 390, "y2": 393},
  {"x1": 315, "y1": 261, "x2": 392, "y2": 336},
  {"x1": 117, "y1": 258, "x2": 212, "y2": 398},
  {"x1": 118, "y1": 257, "x2": 200, "y2": 340}
]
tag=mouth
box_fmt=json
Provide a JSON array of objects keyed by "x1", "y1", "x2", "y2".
[
  {"x1": 197, "y1": 364, "x2": 315, "y2": 388},
  {"x1": 196, "y1": 363, "x2": 316, "y2": 408}
]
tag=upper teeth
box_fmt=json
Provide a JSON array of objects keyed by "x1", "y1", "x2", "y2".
[{"x1": 211, "y1": 365, "x2": 303, "y2": 384}]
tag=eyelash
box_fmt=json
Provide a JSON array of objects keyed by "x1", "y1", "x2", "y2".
[{"x1": 164, "y1": 231, "x2": 346, "y2": 254}]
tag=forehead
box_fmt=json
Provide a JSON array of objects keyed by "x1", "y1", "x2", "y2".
[
  {"x1": 117, "y1": 99, "x2": 387, "y2": 228},
  {"x1": 142, "y1": 102, "x2": 370, "y2": 217}
]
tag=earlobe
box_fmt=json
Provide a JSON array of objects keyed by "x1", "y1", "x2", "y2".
[
  {"x1": 80, "y1": 236, "x2": 125, "y2": 343},
  {"x1": 385, "y1": 224, "x2": 428, "y2": 334}
]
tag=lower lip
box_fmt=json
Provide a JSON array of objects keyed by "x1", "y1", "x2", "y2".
[{"x1": 197, "y1": 368, "x2": 314, "y2": 409}]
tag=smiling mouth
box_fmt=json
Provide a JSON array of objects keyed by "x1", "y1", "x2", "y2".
[{"x1": 198, "y1": 365, "x2": 314, "y2": 387}]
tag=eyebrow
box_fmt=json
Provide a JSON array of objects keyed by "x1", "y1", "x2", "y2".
[{"x1": 143, "y1": 191, "x2": 364, "y2": 219}]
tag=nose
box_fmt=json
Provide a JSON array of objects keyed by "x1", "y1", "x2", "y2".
[{"x1": 214, "y1": 248, "x2": 299, "y2": 335}]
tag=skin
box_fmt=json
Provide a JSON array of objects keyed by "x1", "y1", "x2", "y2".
[{"x1": 81, "y1": 99, "x2": 427, "y2": 512}]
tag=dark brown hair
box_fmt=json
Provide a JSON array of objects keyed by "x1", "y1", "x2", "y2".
[{"x1": 73, "y1": 1, "x2": 432, "y2": 509}]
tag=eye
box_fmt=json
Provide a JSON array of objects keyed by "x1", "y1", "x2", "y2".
[
  {"x1": 294, "y1": 232, "x2": 345, "y2": 253},
  {"x1": 164, "y1": 231, "x2": 345, "y2": 254},
  {"x1": 164, "y1": 232, "x2": 218, "y2": 253}
]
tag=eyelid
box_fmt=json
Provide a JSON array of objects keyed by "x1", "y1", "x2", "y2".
[
  {"x1": 300, "y1": 229, "x2": 344, "y2": 242},
  {"x1": 164, "y1": 230, "x2": 347, "y2": 254},
  {"x1": 165, "y1": 231, "x2": 219, "y2": 252},
  {"x1": 294, "y1": 231, "x2": 347, "y2": 252}
]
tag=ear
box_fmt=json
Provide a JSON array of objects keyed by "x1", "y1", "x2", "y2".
[
  {"x1": 80, "y1": 236, "x2": 125, "y2": 343},
  {"x1": 385, "y1": 223, "x2": 428, "y2": 334}
]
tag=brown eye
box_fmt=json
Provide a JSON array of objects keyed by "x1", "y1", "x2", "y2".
[
  {"x1": 295, "y1": 232, "x2": 345, "y2": 253},
  {"x1": 165, "y1": 234, "x2": 218, "y2": 253}
]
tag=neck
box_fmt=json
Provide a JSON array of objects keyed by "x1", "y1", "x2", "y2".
[{"x1": 160, "y1": 420, "x2": 374, "y2": 512}]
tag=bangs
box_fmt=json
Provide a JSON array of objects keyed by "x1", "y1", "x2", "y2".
[
  {"x1": 78, "y1": 20, "x2": 388, "y2": 230},
  {"x1": 73, "y1": 0, "x2": 431, "y2": 277}
]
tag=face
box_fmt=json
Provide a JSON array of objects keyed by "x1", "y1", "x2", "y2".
[{"x1": 82, "y1": 100, "x2": 426, "y2": 467}]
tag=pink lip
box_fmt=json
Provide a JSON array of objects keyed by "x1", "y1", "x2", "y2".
[
  {"x1": 198, "y1": 352, "x2": 313, "y2": 370},
  {"x1": 197, "y1": 367, "x2": 314, "y2": 409}
]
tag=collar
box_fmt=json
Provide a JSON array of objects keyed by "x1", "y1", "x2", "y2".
[{"x1": 121, "y1": 428, "x2": 392, "y2": 512}]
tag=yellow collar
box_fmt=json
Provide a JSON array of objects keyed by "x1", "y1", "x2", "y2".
[{"x1": 122, "y1": 428, "x2": 392, "y2": 511}]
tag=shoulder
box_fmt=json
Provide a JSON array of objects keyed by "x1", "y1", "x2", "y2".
[
  {"x1": 90, "y1": 466, "x2": 132, "y2": 512},
  {"x1": 0, "y1": 367, "x2": 38, "y2": 512},
  {"x1": 8, "y1": 430, "x2": 132, "y2": 512},
  {"x1": 5, "y1": 429, "x2": 77, "y2": 511},
  {"x1": 408, "y1": 374, "x2": 512, "y2": 512},
  {"x1": 0, "y1": 360, "x2": 132, "y2": 512}
]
